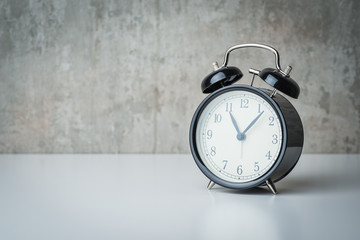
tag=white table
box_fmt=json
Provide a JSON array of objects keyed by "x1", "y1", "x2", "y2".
[{"x1": 0, "y1": 154, "x2": 359, "y2": 240}]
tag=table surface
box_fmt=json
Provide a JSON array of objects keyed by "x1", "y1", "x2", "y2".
[{"x1": 0, "y1": 154, "x2": 359, "y2": 240}]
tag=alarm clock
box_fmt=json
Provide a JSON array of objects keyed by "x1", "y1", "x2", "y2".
[{"x1": 189, "y1": 43, "x2": 304, "y2": 194}]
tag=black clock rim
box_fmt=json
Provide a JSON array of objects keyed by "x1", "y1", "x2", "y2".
[{"x1": 189, "y1": 85, "x2": 288, "y2": 189}]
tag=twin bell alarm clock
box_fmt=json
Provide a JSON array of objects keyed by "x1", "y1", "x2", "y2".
[{"x1": 189, "y1": 43, "x2": 304, "y2": 194}]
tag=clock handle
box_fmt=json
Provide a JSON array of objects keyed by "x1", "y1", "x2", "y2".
[{"x1": 220, "y1": 43, "x2": 290, "y2": 77}]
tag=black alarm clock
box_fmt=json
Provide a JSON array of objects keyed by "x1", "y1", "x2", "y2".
[{"x1": 189, "y1": 43, "x2": 304, "y2": 194}]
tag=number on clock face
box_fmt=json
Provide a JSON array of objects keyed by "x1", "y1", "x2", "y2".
[{"x1": 196, "y1": 90, "x2": 283, "y2": 183}]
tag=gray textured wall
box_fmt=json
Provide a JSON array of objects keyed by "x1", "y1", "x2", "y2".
[{"x1": 0, "y1": 0, "x2": 359, "y2": 153}]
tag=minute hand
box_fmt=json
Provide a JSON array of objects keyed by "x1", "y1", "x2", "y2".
[{"x1": 242, "y1": 111, "x2": 264, "y2": 135}]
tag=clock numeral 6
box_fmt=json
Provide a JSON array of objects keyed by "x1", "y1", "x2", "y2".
[
  {"x1": 214, "y1": 114, "x2": 222, "y2": 123},
  {"x1": 237, "y1": 165, "x2": 243, "y2": 175}
]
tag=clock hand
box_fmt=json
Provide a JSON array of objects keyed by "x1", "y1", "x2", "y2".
[
  {"x1": 229, "y1": 112, "x2": 241, "y2": 134},
  {"x1": 229, "y1": 112, "x2": 244, "y2": 160},
  {"x1": 242, "y1": 111, "x2": 264, "y2": 136},
  {"x1": 229, "y1": 112, "x2": 245, "y2": 141}
]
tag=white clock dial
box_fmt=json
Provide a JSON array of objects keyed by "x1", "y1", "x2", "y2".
[{"x1": 195, "y1": 90, "x2": 283, "y2": 183}]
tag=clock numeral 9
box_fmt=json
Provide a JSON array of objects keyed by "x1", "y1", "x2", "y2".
[
  {"x1": 237, "y1": 165, "x2": 243, "y2": 175},
  {"x1": 272, "y1": 134, "x2": 278, "y2": 144},
  {"x1": 210, "y1": 146, "x2": 216, "y2": 156},
  {"x1": 214, "y1": 114, "x2": 222, "y2": 123},
  {"x1": 206, "y1": 130, "x2": 213, "y2": 139},
  {"x1": 240, "y1": 99, "x2": 249, "y2": 108}
]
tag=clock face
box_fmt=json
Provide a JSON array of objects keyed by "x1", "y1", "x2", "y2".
[{"x1": 195, "y1": 88, "x2": 283, "y2": 183}]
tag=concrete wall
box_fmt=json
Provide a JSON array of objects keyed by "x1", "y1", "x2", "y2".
[{"x1": 0, "y1": 0, "x2": 359, "y2": 153}]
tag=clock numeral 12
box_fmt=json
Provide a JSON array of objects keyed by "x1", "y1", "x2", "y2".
[{"x1": 240, "y1": 99, "x2": 249, "y2": 108}]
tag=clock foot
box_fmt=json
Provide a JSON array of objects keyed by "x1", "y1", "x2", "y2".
[
  {"x1": 266, "y1": 179, "x2": 277, "y2": 194},
  {"x1": 207, "y1": 181, "x2": 216, "y2": 190}
]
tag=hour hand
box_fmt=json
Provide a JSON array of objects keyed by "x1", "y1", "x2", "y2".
[{"x1": 229, "y1": 112, "x2": 242, "y2": 137}]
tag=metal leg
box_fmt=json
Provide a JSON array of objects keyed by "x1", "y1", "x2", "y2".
[
  {"x1": 266, "y1": 179, "x2": 277, "y2": 194},
  {"x1": 207, "y1": 181, "x2": 215, "y2": 190}
]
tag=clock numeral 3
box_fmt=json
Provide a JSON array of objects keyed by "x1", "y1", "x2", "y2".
[{"x1": 272, "y1": 134, "x2": 278, "y2": 144}]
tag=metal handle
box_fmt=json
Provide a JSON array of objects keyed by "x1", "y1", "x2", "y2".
[{"x1": 220, "y1": 43, "x2": 289, "y2": 76}]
